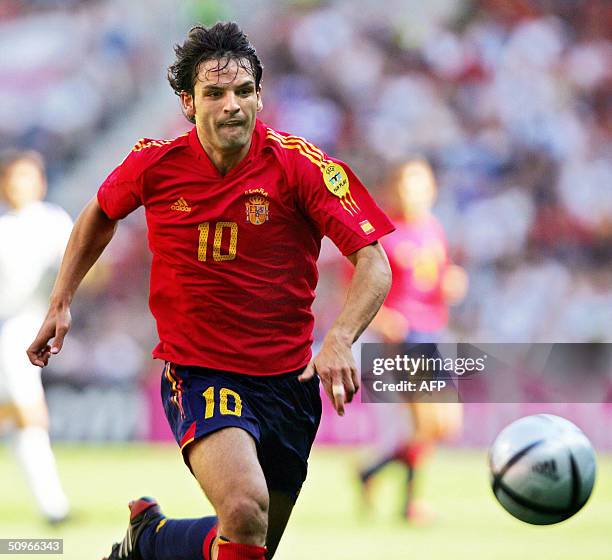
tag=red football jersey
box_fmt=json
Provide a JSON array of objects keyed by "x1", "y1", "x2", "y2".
[
  {"x1": 383, "y1": 217, "x2": 450, "y2": 332},
  {"x1": 97, "y1": 119, "x2": 394, "y2": 374}
]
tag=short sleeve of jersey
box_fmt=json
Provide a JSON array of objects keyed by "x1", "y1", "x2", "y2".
[
  {"x1": 97, "y1": 148, "x2": 145, "y2": 220},
  {"x1": 295, "y1": 154, "x2": 395, "y2": 255}
]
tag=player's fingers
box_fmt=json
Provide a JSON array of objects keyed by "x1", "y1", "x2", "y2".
[
  {"x1": 317, "y1": 371, "x2": 335, "y2": 407},
  {"x1": 27, "y1": 329, "x2": 52, "y2": 366},
  {"x1": 343, "y1": 368, "x2": 356, "y2": 403},
  {"x1": 351, "y1": 364, "x2": 360, "y2": 395},
  {"x1": 28, "y1": 354, "x2": 45, "y2": 368},
  {"x1": 39, "y1": 348, "x2": 51, "y2": 367},
  {"x1": 26, "y1": 347, "x2": 41, "y2": 367},
  {"x1": 27, "y1": 345, "x2": 50, "y2": 368},
  {"x1": 331, "y1": 371, "x2": 346, "y2": 416},
  {"x1": 332, "y1": 384, "x2": 345, "y2": 416},
  {"x1": 298, "y1": 360, "x2": 316, "y2": 382},
  {"x1": 50, "y1": 322, "x2": 70, "y2": 354}
]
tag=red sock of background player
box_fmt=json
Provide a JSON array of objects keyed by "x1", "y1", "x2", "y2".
[
  {"x1": 403, "y1": 442, "x2": 432, "y2": 468},
  {"x1": 216, "y1": 539, "x2": 267, "y2": 560},
  {"x1": 402, "y1": 443, "x2": 433, "y2": 518}
]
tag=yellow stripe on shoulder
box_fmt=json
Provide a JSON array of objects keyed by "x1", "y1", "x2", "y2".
[
  {"x1": 266, "y1": 129, "x2": 327, "y2": 169},
  {"x1": 131, "y1": 138, "x2": 174, "y2": 153},
  {"x1": 266, "y1": 128, "x2": 361, "y2": 216},
  {"x1": 267, "y1": 129, "x2": 326, "y2": 160},
  {"x1": 266, "y1": 129, "x2": 326, "y2": 161}
]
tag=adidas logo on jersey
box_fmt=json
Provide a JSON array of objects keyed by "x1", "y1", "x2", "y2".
[
  {"x1": 532, "y1": 459, "x2": 560, "y2": 482},
  {"x1": 171, "y1": 197, "x2": 191, "y2": 212}
]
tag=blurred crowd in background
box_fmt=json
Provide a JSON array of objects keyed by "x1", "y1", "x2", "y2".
[
  {"x1": 0, "y1": 0, "x2": 174, "y2": 180},
  {"x1": 0, "y1": 0, "x2": 610, "y2": 439}
]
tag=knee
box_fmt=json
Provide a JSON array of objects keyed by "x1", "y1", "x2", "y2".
[
  {"x1": 218, "y1": 493, "x2": 268, "y2": 542},
  {"x1": 15, "y1": 402, "x2": 49, "y2": 430}
]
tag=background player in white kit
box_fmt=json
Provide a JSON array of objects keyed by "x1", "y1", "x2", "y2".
[{"x1": 0, "y1": 150, "x2": 71, "y2": 524}]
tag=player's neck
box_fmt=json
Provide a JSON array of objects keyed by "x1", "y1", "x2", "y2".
[
  {"x1": 197, "y1": 132, "x2": 252, "y2": 176},
  {"x1": 402, "y1": 211, "x2": 431, "y2": 224},
  {"x1": 7, "y1": 199, "x2": 38, "y2": 212}
]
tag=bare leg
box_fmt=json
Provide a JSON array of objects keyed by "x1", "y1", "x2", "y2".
[
  {"x1": 187, "y1": 428, "x2": 268, "y2": 556},
  {"x1": 11, "y1": 399, "x2": 69, "y2": 523}
]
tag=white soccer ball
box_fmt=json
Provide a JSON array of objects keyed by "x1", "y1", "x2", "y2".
[{"x1": 489, "y1": 414, "x2": 596, "y2": 525}]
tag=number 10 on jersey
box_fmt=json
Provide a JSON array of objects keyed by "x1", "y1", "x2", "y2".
[{"x1": 198, "y1": 221, "x2": 238, "y2": 262}]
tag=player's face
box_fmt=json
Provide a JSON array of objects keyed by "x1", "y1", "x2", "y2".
[
  {"x1": 0, "y1": 159, "x2": 46, "y2": 210},
  {"x1": 397, "y1": 161, "x2": 436, "y2": 219},
  {"x1": 182, "y1": 58, "x2": 262, "y2": 156}
]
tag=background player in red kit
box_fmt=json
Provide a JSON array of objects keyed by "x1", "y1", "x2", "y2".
[
  {"x1": 372, "y1": 159, "x2": 467, "y2": 342},
  {"x1": 27, "y1": 22, "x2": 393, "y2": 560},
  {"x1": 361, "y1": 159, "x2": 466, "y2": 522}
]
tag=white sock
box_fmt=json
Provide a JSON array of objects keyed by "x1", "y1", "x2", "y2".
[{"x1": 12, "y1": 426, "x2": 70, "y2": 521}]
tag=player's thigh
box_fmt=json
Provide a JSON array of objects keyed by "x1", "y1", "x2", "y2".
[
  {"x1": 408, "y1": 402, "x2": 441, "y2": 441},
  {"x1": 14, "y1": 400, "x2": 49, "y2": 429},
  {"x1": 163, "y1": 364, "x2": 269, "y2": 513},
  {"x1": 0, "y1": 402, "x2": 17, "y2": 429},
  {"x1": 408, "y1": 402, "x2": 463, "y2": 441},
  {"x1": 265, "y1": 491, "x2": 295, "y2": 559},
  {"x1": 0, "y1": 389, "x2": 48, "y2": 429},
  {"x1": 436, "y1": 402, "x2": 463, "y2": 440},
  {"x1": 257, "y1": 373, "x2": 321, "y2": 502},
  {"x1": 187, "y1": 427, "x2": 269, "y2": 515}
]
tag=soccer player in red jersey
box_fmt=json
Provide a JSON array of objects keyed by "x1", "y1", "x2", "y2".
[
  {"x1": 27, "y1": 23, "x2": 394, "y2": 560},
  {"x1": 361, "y1": 159, "x2": 466, "y2": 523},
  {"x1": 372, "y1": 159, "x2": 467, "y2": 341}
]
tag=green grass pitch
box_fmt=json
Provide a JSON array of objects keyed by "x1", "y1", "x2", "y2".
[{"x1": 0, "y1": 444, "x2": 610, "y2": 559}]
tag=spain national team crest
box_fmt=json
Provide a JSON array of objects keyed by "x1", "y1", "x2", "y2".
[{"x1": 244, "y1": 188, "x2": 270, "y2": 225}]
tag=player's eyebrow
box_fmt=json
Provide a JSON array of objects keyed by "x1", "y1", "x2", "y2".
[{"x1": 202, "y1": 79, "x2": 255, "y2": 92}]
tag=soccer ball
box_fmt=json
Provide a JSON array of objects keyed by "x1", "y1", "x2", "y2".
[{"x1": 489, "y1": 414, "x2": 596, "y2": 525}]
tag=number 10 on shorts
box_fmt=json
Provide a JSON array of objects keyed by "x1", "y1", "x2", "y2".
[{"x1": 202, "y1": 386, "x2": 242, "y2": 419}]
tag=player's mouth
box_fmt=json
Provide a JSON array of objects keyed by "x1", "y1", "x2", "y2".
[{"x1": 219, "y1": 119, "x2": 245, "y2": 128}]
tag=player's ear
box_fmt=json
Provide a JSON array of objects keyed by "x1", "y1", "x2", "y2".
[
  {"x1": 180, "y1": 91, "x2": 196, "y2": 122},
  {"x1": 256, "y1": 86, "x2": 263, "y2": 112}
]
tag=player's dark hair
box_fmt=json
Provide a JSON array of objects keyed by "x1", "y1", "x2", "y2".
[
  {"x1": 0, "y1": 149, "x2": 45, "y2": 181},
  {"x1": 168, "y1": 21, "x2": 263, "y2": 104}
]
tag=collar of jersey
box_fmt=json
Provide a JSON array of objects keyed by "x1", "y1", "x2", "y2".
[{"x1": 188, "y1": 119, "x2": 265, "y2": 178}]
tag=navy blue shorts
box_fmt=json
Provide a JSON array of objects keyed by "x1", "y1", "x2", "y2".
[{"x1": 161, "y1": 362, "x2": 322, "y2": 502}]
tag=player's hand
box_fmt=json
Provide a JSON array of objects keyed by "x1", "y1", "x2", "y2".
[
  {"x1": 26, "y1": 305, "x2": 72, "y2": 367},
  {"x1": 299, "y1": 331, "x2": 359, "y2": 416}
]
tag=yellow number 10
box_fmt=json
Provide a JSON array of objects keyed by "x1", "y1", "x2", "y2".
[
  {"x1": 198, "y1": 221, "x2": 238, "y2": 262},
  {"x1": 202, "y1": 386, "x2": 243, "y2": 419}
]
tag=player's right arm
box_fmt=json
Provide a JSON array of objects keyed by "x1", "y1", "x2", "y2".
[{"x1": 27, "y1": 197, "x2": 117, "y2": 367}]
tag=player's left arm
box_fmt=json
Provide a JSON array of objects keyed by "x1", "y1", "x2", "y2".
[{"x1": 299, "y1": 241, "x2": 391, "y2": 416}]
